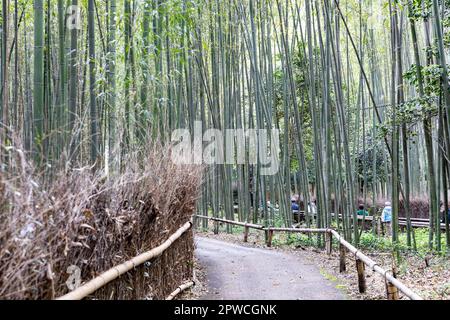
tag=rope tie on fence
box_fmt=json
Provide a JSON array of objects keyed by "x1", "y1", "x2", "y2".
[
  {"x1": 370, "y1": 262, "x2": 378, "y2": 272},
  {"x1": 383, "y1": 269, "x2": 390, "y2": 282}
]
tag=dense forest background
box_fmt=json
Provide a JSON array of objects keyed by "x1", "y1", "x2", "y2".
[{"x1": 1, "y1": 0, "x2": 450, "y2": 252}]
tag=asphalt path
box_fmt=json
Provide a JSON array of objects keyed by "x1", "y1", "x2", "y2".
[{"x1": 195, "y1": 236, "x2": 346, "y2": 300}]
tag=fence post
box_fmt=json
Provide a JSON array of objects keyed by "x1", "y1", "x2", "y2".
[
  {"x1": 377, "y1": 218, "x2": 383, "y2": 236},
  {"x1": 266, "y1": 229, "x2": 274, "y2": 247},
  {"x1": 325, "y1": 232, "x2": 332, "y2": 255},
  {"x1": 213, "y1": 220, "x2": 219, "y2": 235},
  {"x1": 243, "y1": 225, "x2": 249, "y2": 242},
  {"x1": 386, "y1": 264, "x2": 399, "y2": 300},
  {"x1": 339, "y1": 243, "x2": 346, "y2": 272},
  {"x1": 386, "y1": 281, "x2": 399, "y2": 300},
  {"x1": 356, "y1": 258, "x2": 366, "y2": 293}
]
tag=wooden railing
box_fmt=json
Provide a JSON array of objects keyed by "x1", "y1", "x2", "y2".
[
  {"x1": 166, "y1": 281, "x2": 195, "y2": 300},
  {"x1": 195, "y1": 215, "x2": 423, "y2": 300},
  {"x1": 57, "y1": 221, "x2": 193, "y2": 300}
]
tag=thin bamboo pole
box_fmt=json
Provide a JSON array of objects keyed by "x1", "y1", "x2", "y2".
[
  {"x1": 165, "y1": 281, "x2": 195, "y2": 300},
  {"x1": 195, "y1": 215, "x2": 265, "y2": 230},
  {"x1": 268, "y1": 227, "x2": 329, "y2": 233}
]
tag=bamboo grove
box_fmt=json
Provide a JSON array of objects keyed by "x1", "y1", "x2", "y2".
[{"x1": 1, "y1": 0, "x2": 450, "y2": 253}]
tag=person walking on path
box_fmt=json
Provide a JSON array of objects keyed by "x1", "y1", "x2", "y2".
[{"x1": 381, "y1": 201, "x2": 392, "y2": 237}]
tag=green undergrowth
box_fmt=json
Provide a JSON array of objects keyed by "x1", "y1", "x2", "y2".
[{"x1": 358, "y1": 228, "x2": 448, "y2": 258}]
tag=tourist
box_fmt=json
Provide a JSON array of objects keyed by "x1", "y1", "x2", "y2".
[
  {"x1": 381, "y1": 201, "x2": 392, "y2": 236},
  {"x1": 356, "y1": 204, "x2": 369, "y2": 216},
  {"x1": 307, "y1": 199, "x2": 317, "y2": 215},
  {"x1": 291, "y1": 197, "x2": 299, "y2": 212}
]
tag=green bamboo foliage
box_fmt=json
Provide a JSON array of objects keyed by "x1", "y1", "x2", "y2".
[
  {"x1": 88, "y1": 0, "x2": 98, "y2": 166},
  {"x1": 68, "y1": 0, "x2": 78, "y2": 160},
  {"x1": 107, "y1": 0, "x2": 117, "y2": 172},
  {"x1": 123, "y1": 0, "x2": 131, "y2": 151},
  {"x1": 33, "y1": 0, "x2": 44, "y2": 160},
  {"x1": 1, "y1": 0, "x2": 450, "y2": 252},
  {"x1": 57, "y1": 0, "x2": 66, "y2": 152},
  {"x1": 140, "y1": 0, "x2": 151, "y2": 142},
  {"x1": 1, "y1": 0, "x2": 9, "y2": 145},
  {"x1": 389, "y1": 0, "x2": 400, "y2": 245}
]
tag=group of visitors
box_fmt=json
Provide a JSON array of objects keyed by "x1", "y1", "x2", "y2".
[
  {"x1": 290, "y1": 195, "x2": 317, "y2": 214},
  {"x1": 356, "y1": 202, "x2": 392, "y2": 236},
  {"x1": 290, "y1": 195, "x2": 450, "y2": 237}
]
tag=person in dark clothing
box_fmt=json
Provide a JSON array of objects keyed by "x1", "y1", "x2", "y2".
[{"x1": 291, "y1": 199, "x2": 299, "y2": 211}]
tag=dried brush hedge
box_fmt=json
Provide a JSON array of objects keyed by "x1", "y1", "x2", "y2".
[{"x1": 0, "y1": 143, "x2": 202, "y2": 299}]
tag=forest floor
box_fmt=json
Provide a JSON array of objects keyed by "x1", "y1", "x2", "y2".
[{"x1": 191, "y1": 227, "x2": 450, "y2": 300}]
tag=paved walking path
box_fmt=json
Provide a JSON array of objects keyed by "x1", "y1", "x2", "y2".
[{"x1": 195, "y1": 237, "x2": 346, "y2": 300}]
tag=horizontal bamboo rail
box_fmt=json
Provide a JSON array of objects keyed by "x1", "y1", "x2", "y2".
[
  {"x1": 268, "y1": 226, "x2": 330, "y2": 233},
  {"x1": 195, "y1": 215, "x2": 265, "y2": 230},
  {"x1": 195, "y1": 215, "x2": 423, "y2": 300},
  {"x1": 166, "y1": 281, "x2": 195, "y2": 300},
  {"x1": 56, "y1": 221, "x2": 193, "y2": 300}
]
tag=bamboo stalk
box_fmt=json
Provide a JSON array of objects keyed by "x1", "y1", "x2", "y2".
[
  {"x1": 56, "y1": 221, "x2": 192, "y2": 300},
  {"x1": 195, "y1": 215, "x2": 265, "y2": 230},
  {"x1": 268, "y1": 227, "x2": 329, "y2": 233},
  {"x1": 33, "y1": 0, "x2": 44, "y2": 161}
]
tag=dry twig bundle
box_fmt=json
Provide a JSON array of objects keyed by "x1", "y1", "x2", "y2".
[{"x1": 0, "y1": 143, "x2": 202, "y2": 299}]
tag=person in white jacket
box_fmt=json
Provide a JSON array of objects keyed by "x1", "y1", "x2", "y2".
[{"x1": 381, "y1": 201, "x2": 392, "y2": 236}]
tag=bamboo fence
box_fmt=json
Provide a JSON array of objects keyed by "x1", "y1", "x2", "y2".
[
  {"x1": 165, "y1": 281, "x2": 195, "y2": 300},
  {"x1": 56, "y1": 221, "x2": 193, "y2": 300}
]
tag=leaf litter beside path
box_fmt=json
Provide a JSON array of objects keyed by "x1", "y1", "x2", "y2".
[{"x1": 178, "y1": 257, "x2": 208, "y2": 300}]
